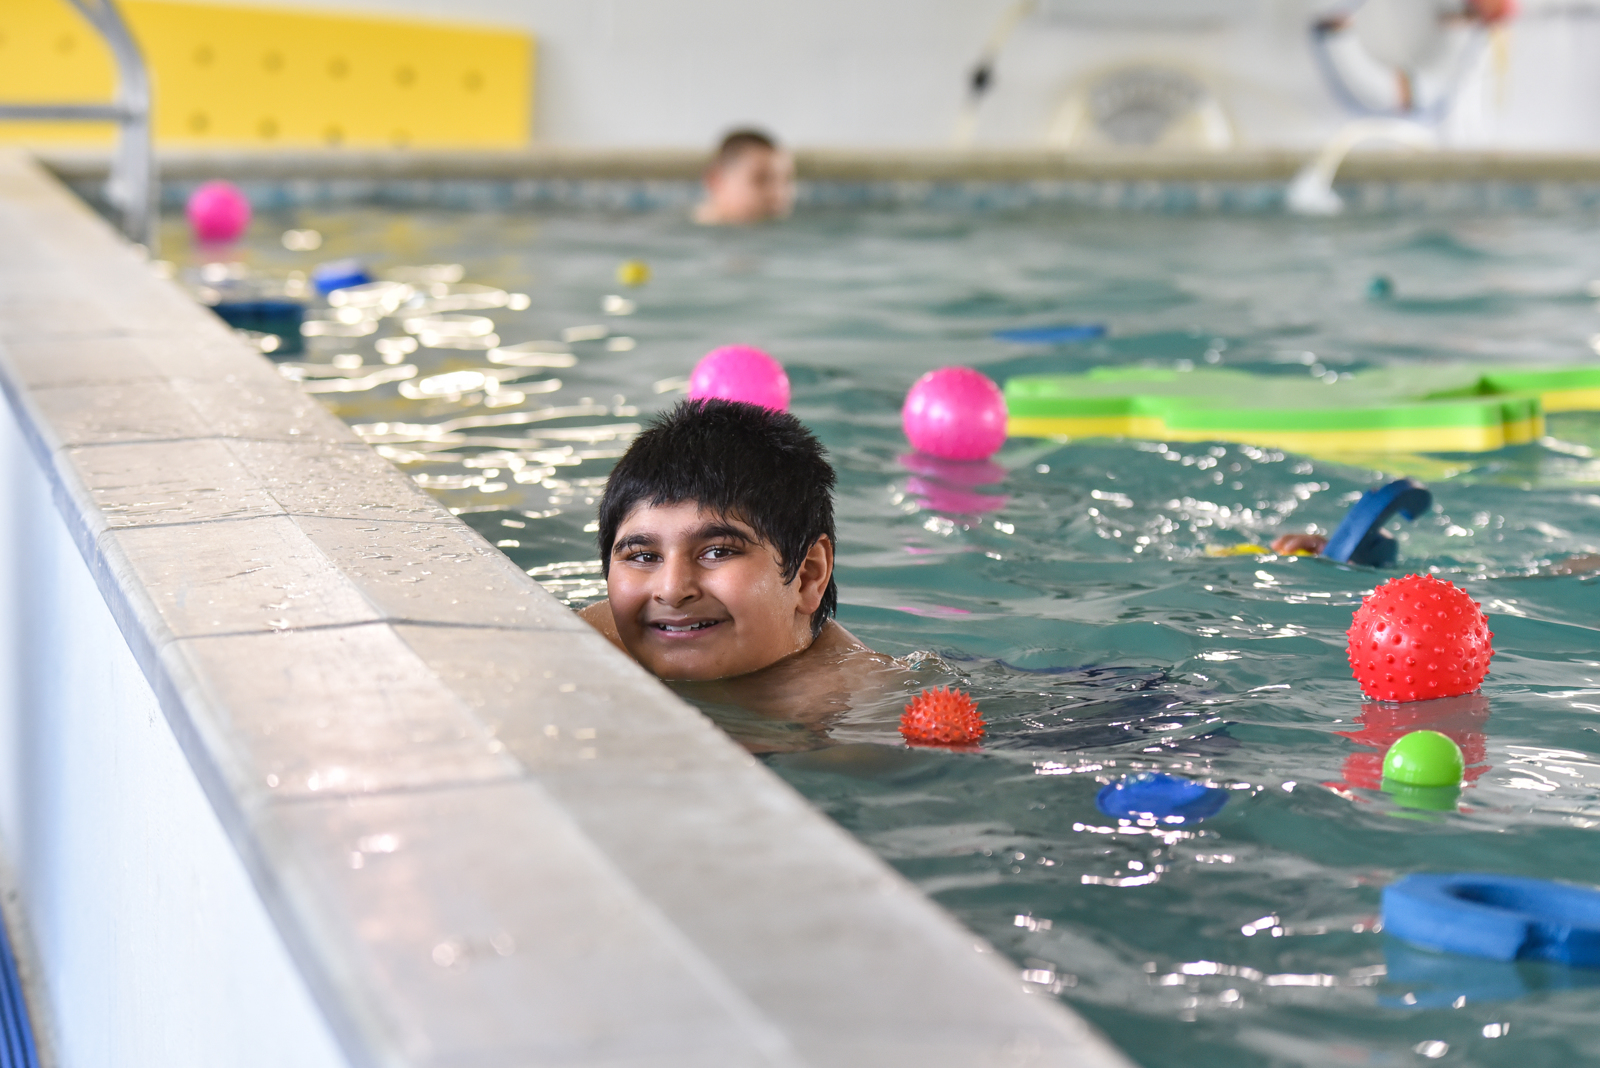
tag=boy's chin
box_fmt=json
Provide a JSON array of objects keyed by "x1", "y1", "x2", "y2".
[{"x1": 635, "y1": 646, "x2": 776, "y2": 683}]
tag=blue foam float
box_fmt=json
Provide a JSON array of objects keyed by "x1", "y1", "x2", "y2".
[
  {"x1": 1322, "y1": 477, "x2": 1432, "y2": 568},
  {"x1": 312, "y1": 258, "x2": 374, "y2": 295},
  {"x1": 1383, "y1": 873, "x2": 1600, "y2": 967},
  {"x1": 993, "y1": 324, "x2": 1106, "y2": 344},
  {"x1": 1095, "y1": 772, "x2": 1228, "y2": 824}
]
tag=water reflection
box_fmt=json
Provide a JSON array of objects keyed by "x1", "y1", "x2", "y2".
[
  {"x1": 899, "y1": 452, "x2": 1010, "y2": 515},
  {"x1": 1329, "y1": 693, "x2": 1491, "y2": 803},
  {"x1": 1382, "y1": 938, "x2": 1600, "y2": 1009}
]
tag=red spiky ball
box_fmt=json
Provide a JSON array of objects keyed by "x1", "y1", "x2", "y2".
[
  {"x1": 900, "y1": 686, "x2": 985, "y2": 747},
  {"x1": 1346, "y1": 574, "x2": 1494, "y2": 703}
]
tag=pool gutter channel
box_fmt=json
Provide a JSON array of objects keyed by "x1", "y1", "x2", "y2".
[
  {"x1": 0, "y1": 148, "x2": 1134, "y2": 1067},
  {"x1": 39, "y1": 145, "x2": 1600, "y2": 183},
  {"x1": 42, "y1": 147, "x2": 1600, "y2": 215}
]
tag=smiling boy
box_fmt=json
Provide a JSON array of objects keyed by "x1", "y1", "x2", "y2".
[{"x1": 579, "y1": 400, "x2": 893, "y2": 715}]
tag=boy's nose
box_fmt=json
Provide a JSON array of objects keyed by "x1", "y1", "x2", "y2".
[{"x1": 653, "y1": 554, "x2": 700, "y2": 606}]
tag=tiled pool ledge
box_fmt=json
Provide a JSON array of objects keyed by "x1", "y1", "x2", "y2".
[
  {"x1": 0, "y1": 148, "x2": 1134, "y2": 1066},
  {"x1": 39, "y1": 146, "x2": 1600, "y2": 214}
]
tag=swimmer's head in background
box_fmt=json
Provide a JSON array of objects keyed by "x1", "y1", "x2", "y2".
[
  {"x1": 698, "y1": 128, "x2": 795, "y2": 225},
  {"x1": 597, "y1": 399, "x2": 837, "y2": 635}
]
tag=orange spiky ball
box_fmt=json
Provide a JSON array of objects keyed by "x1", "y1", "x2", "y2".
[
  {"x1": 1346, "y1": 573, "x2": 1494, "y2": 704},
  {"x1": 900, "y1": 686, "x2": 985, "y2": 747}
]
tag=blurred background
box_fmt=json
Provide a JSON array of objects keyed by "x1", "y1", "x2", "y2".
[{"x1": 6, "y1": 0, "x2": 1600, "y2": 154}]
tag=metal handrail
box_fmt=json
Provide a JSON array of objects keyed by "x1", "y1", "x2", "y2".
[{"x1": 0, "y1": 0, "x2": 155, "y2": 251}]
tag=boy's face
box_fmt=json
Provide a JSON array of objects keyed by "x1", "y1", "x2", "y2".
[
  {"x1": 606, "y1": 500, "x2": 830, "y2": 681},
  {"x1": 704, "y1": 147, "x2": 795, "y2": 224}
]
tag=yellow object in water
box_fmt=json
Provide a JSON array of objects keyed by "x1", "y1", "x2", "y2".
[
  {"x1": 0, "y1": 0, "x2": 533, "y2": 148},
  {"x1": 1206, "y1": 544, "x2": 1270, "y2": 557},
  {"x1": 616, "y1": 260, "x2": 652, "y2": 287},
  {"x1": 1204, "y1": 544, "x2": 1315, "y2": 557}
]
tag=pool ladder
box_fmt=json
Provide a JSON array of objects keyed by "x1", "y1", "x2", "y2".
[{"x1": 0, "y1": 0, "x2": 155, "y2": 252}]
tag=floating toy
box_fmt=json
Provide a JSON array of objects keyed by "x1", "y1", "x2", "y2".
[
  {"x1": 207, "y1": 299, "x2": 304, "y2": 355},
  {"x1": 1381, "y1": 729, "x2": 1467, "y2": 811},
  {"x1": 900, "y1": 687, "x2": 985, "y2": 747},
  {"x1": 1205, "y1": 478, "x2": 1428, "y2": 562},
  {"x1": 1331, "y1": 692, "x2": 1489, "y2": 796},
  {"x1": 1096, "y1": 772, "x2": 1228, "y2": 824},
  {"x1": 1004, "y1": 364, "x2": 1600, "y2": 454},
  {"x1": 1383, "y1": 873, "x2": 1600, "y2": 967},
  {"x1": 312, "y1": 258, "x2": 375, "y2": 295},
  {"x1": 1205, "y1": 543, "x2": 1287, "y2": 557},
  {"x1": 902, "y1": 367, "x2": 1008, "y2": 461},
  {"x1": 616, "y1": 259, "x2": 652, "y2": 287},
  {"x1": 1347, "y1": 574, "x2": 1494, "y2": 703},
  {"x1": 1383, "y1": 729, "x2": 1464, "y2": 787},
  {"x1": 993, "y1": 324, "x2": 1106, "y2": 344},
  {"x1": 186, "y1": 180, "x2": 251, "y2": 244},
  {"x1": 688, "y1": 345, "x2": 790, "y2": 411},
  {"x1": 1322, "y1": 478, "x2": 1432, "y2": 568}
]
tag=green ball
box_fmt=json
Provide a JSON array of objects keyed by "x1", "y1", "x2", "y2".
[{"x1": 1382, "y1": 730, "x2": 1464, "y2": 787}]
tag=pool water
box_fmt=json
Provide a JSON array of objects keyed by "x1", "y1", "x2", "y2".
[{"x1": 170, "y1": 203, "x2": 1600, "y2": 1067}]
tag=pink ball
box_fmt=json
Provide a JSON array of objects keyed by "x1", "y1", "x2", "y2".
[
  {"x1": 688, "y1": 345, "x2": 790, "y2": 412},
  {"x1": 186, "y1": 180, "x2": 252, "y2": 244},
  {"x1": 902, "y1": 367, "x2": 1008, "y2": 461}
]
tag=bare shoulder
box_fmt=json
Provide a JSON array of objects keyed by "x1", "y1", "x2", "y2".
[
  {"x1": 812, "y1": 619, "x2": 874, "y2": 655},
  {"x1": 578, "y1": 599, "x2": 627, "y2": 651}
]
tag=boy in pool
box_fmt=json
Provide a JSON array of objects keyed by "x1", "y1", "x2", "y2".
[
  {"x1": 580, "y1": 399, "x2": 896, "y2": 721},
  {"x1": 693, "y1": 129, "x2": 796, "y2": 226}
]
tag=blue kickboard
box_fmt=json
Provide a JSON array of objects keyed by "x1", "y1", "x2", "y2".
[{"x1": 993, "y1": 324, "x2": 1107, "y2": 344}]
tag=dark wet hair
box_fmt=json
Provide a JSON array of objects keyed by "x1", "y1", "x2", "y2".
[
  {"x1": 711, "y1": 128, "x2": 779, "y2": 170},
  {"x1": 597, "y1": 399, "x2": 837, "y2": 637}
]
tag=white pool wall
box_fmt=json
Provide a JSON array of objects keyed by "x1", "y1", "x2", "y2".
[
  {"x1": 181, "y1": 0, "x2": 1600, "y2": 152},
  {"x1": 0, "y1": 395, "x2": 349, "y2": 1068}
]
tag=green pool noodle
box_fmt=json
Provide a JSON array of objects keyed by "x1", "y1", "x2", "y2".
[{"x1": 1004, "y1": 363, "x2": 1600, "y2": 454}]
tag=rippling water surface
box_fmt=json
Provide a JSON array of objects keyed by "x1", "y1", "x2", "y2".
[{"x1": 173, "y1": 203, "x2": 1600, "y2": 1067}]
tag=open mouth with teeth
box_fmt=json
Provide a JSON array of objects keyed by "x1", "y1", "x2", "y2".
[{"x1": 652, "y1": 619, "x2": 723, "y2": 633}]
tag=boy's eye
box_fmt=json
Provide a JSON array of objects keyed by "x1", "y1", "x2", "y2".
[
  {"x1": 626, "y1": 550, "x2": 661, "y2": 563},
  {"x1": 702, "y1": 544, "x2": 739, "y2": 560}
]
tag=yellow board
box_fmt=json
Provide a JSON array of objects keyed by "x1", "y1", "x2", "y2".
[{"x1": 0, "y1": 0, "x2": 532, "y2": 148}]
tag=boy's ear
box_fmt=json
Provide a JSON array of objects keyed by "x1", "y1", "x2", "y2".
[{"x1": 793, "y1": 534, "x2": 834, "y2": 615}]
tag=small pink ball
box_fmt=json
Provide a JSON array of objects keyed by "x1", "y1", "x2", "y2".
[
  {"x1": 186, "y1": 180, "x2": 252, "y2": 244},
  {"x1": 902, "y1": 367, "x2": 1008, "y2": 461},
  {"x1": 688, "y1": 345, "x2": 790, "y2": 412}
]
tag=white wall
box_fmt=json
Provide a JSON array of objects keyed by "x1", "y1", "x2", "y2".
[
  {"x1": 186, "y1": 0, "x2": 1600, "y2": 152},
  {"x1": 0, "y1": 399, "x2": 349, "y2": 1068}
]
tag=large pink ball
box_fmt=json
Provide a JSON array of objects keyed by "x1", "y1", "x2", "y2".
[
  {"x1": 688, "y1": 345, "x2": 790, "y2": 412},
  {"x1": 902, "y1": 367, "x2": 1008, "y2": 461},
  {"x1": 186, "y1": 180, "x2": 252, "y2": 244}
]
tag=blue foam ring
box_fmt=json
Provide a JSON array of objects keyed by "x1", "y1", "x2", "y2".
[
  {"x1": 1095, "y1": 772, "x2": 1229, "y2": 824},
  {"x1": 1382, "y1": 873, "x2": 1600, "y2": 968},
  {"x1": 1321, "y1": 477, "x2": 1432, "y2": 568},
  {"x1": 312, "y1": 258, "x2": 374, "y2": 295},
  {"x1": 992, "y1": 324, "x2": 1107, "y2": 344}
]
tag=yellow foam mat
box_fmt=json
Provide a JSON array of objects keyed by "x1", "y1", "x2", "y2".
[{"x1": 0, "y1": 0, "x2": 532, "y2": 148}]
